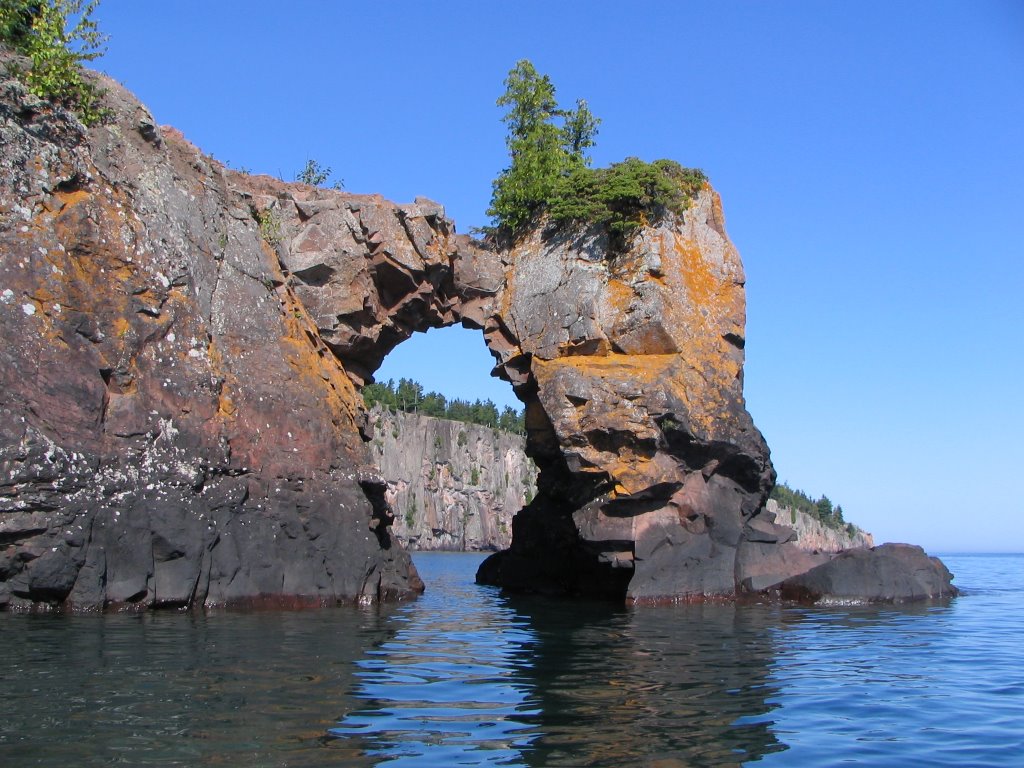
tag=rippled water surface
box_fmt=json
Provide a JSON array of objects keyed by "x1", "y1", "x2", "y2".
[{"x1": 1, "y1": 553, "x2": 1021, "y2": 766}]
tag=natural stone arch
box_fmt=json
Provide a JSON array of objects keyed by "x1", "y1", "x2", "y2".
[{"x1": 260, "y1": 169, "x2": 791, "y2": 602}]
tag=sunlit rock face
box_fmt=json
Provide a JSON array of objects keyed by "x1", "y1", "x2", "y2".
[
  {"x1": 0, "y1": 57, "x2": 424, "y2": 609},
  {"x1": 0, "y1": 54, "x2": 952, "y2": 609},
  {"x1": 367, "y1": 406, "x2": 536, "y2": 552},
  {"x1": 475, "y1": 195, "x2": 797, "y2": 602}
]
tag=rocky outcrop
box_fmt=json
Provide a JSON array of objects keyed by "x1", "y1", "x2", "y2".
[
  {"x1": 769, "y1": 499, "x2": 874, "y2": 553},
  {"x1": 476, "y1": 200, "x2": 792, "y2": 602},
  {"x1": 0, "y1": 52, "x2": 954, "y2": 609},
  {"x1": 0, "y1": 53, "x2": 426, "y2": 609},
  {"x1": 367, "y1": 406, "x2": 536, "y2": 551},
  {"x1": 776, "y1": 544, "x2": 958, "y2": 604}
]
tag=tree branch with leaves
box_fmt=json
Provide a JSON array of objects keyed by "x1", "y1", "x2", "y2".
[{"x1": 1, "y1": 0, "x2": 108, "y2": 125}]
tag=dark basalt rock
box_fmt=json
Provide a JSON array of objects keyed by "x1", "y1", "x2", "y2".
[{"x1": 775, "y1": 543, "x2": 958, "y2": 604}]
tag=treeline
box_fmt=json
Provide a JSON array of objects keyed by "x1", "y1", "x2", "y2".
[
  {"x1": 362, "y1": 378, "x2": 525, "y2": 434},
  {"x1": 770, "y1": 482, "x2": 858, "y2": 535}
]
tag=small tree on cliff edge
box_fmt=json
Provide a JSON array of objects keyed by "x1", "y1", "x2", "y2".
[
  {"x1": 0, "y1": 0, "x2": 108, "y2": 125},
  {"x1": 487, "y1": 60, "x2": 705, "y2": 244},
  {"x1": 487, "y1": 59, "x2": 600, "y2": 234}
]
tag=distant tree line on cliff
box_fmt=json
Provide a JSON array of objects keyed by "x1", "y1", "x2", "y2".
[
  {"x1": 771, "y1": 482, "x2": 860, "y2": 535},
  {"x1": 487, "y1": 59, "x2": 707, "y2": 244},
  {"x1": 362, "y1": 378, "x2": 526, "y2": 435}
]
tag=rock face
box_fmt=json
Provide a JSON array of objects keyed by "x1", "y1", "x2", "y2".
[
  {"x1": 769, "y1": 499, "x2": 874, "y2": 553},
  {"x1": 0, "y1": 54, "x2": 954, "y2": 609},
  {"x1": 476, "y1": 202, "x2": 793, "y2": 602},
  {"x1": 776, "y1": 544, "x2": 958, "y2": 604},
  {"x1": 367, "y1": 406, "x2": 536, "y2": 551},
  {"x1": 0, "y1": 55, "x2": 426, "y2": 609}
]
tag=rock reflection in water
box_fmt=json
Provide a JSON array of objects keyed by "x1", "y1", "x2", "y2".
[
  {"x1": 333, "y1": 553, "x2": 785, "y2": 766},
  {"x1": 506, "y1": 597, "x2": 785, "y2": 766},
  {"x1": 0, "y1": 609, "x2": 399, "y2": 767}
]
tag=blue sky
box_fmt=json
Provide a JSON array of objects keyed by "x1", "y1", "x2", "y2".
[{"x1": 92, "y1": 1, "x2": 1023, "y2": 552}]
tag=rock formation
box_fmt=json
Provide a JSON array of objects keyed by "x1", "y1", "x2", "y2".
[
  {"x1": 368, "y1": 413, "x2": 872, "y2": 558},
  {"x1": 367, "y1": 406, "x2": 535, "y2": 551},
  {"x1": 0, "y1": 54, "x2": 955, "y2": 609},
  {"x1": 777, "y1": 543, "x2": 957, "y2": 604},
  {"x1": 0, "y1": 54, "x2": 427, "y2": 609}
]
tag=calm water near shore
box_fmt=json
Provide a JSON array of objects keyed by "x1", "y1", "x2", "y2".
[{"x1": 1, "y1": 552, "x2": 1021, "y2": 766}]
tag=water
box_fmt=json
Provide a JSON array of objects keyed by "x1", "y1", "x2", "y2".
[{"x1": 1, "y1": 553, "x2": 1021, "y2": 766}]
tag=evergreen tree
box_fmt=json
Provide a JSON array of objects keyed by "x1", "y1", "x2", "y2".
[
  {"x1": 488, "y1": 60, "x2": 566, "y2": 233},
  {"x1": 816, "y1": 495, "x2": 834, "y2": 521},
  {"x1": 486, "y1": 59, "x2": 702, "y2": 244},
  {"x1": 560, "y1": 98, "x2": 600, "y2": 168}
]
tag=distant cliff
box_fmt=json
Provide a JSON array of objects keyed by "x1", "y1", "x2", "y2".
[
  {"x1": 766, "y1": 499, "x2": 873, "y2": 552},
  {"x1": 367, "y1": 406, "x2": 536, "y2": 551}
]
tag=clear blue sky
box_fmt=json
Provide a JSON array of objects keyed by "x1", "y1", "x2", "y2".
[{"x1": 92, "y1": 1, "x2": 1023, "y2": 552}]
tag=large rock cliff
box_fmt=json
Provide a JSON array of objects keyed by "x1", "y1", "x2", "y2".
[
  {"x1": 367, "y1": 406, "x2": 536, "y2": 551},
  {"x1": 0, "y1": 55, "x2": 954, "y2": 609},
  {"x1": 0, "y1": 54, "x2": 427, "y2": 609}
]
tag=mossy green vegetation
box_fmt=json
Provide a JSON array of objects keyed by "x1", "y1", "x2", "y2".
[
  {"x1": 0, "y1": 0, "x2": 108, "y2": 125},
  {"x1": 362, "y1": 377, "x2": 525, "y2": 435},
  {"x1": 549, "y1": 157, "x2": 707, "y2": 237},
  {"x1": 488, "y1": 59, "x2": 706, "y2": 243}
]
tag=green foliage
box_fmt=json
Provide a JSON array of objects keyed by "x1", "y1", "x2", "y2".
[
  {"x1": 470, "y1": 466, "x2": 480, "y2": 486},
  {"x1": 404, "y1": 493, "x2": 416, "y2": 528},
  {"x1": 488, "y1": 59, "x2": 599, "y2": 234},
  {"x1": 488, "y1": 59, "x2": 705, "y2": 244},
  {"x1": 549, "y1": 157, "x2": 707, "y2": 239},
  {"x1": 561, "y1": 98, "x2": 599, "y2": 168},
  {"x1": 1, "y1": 0, "x2": 108, "y2": 125},
  {"x1": 253, "y1": 207, "x2": 281, "y2": 245},
  {"x1": 770, "y1": 482, "x2": 859, "y2": 534},
  {"x1": 295, "y1": 158, "x2": 344, "y2": 189},
  {"x1": 498, "y1": 405, "x2": 522, "y2": 434},
  {"x1": 816, "y1": 495, "x2": 833, "y2": 520},
  {"x1": 361, "y1": 377, "x2": 525, "y2": 434}
]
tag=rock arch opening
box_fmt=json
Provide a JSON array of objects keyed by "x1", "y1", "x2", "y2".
[
  {"x1": 360, "y1": 326, "x2": 536, "y2": 552},
  {"x1": 282, "y1": 187, "x2": 782, "y2": 603}
]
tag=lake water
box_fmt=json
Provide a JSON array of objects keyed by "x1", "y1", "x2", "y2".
[{"x1": 1, "y1": 553, "x2": 1021, "y2": 766}]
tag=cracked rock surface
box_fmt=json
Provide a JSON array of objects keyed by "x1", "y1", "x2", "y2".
[{"x1": 0, "y1": 53, "x2": 421, "y2": 609}]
